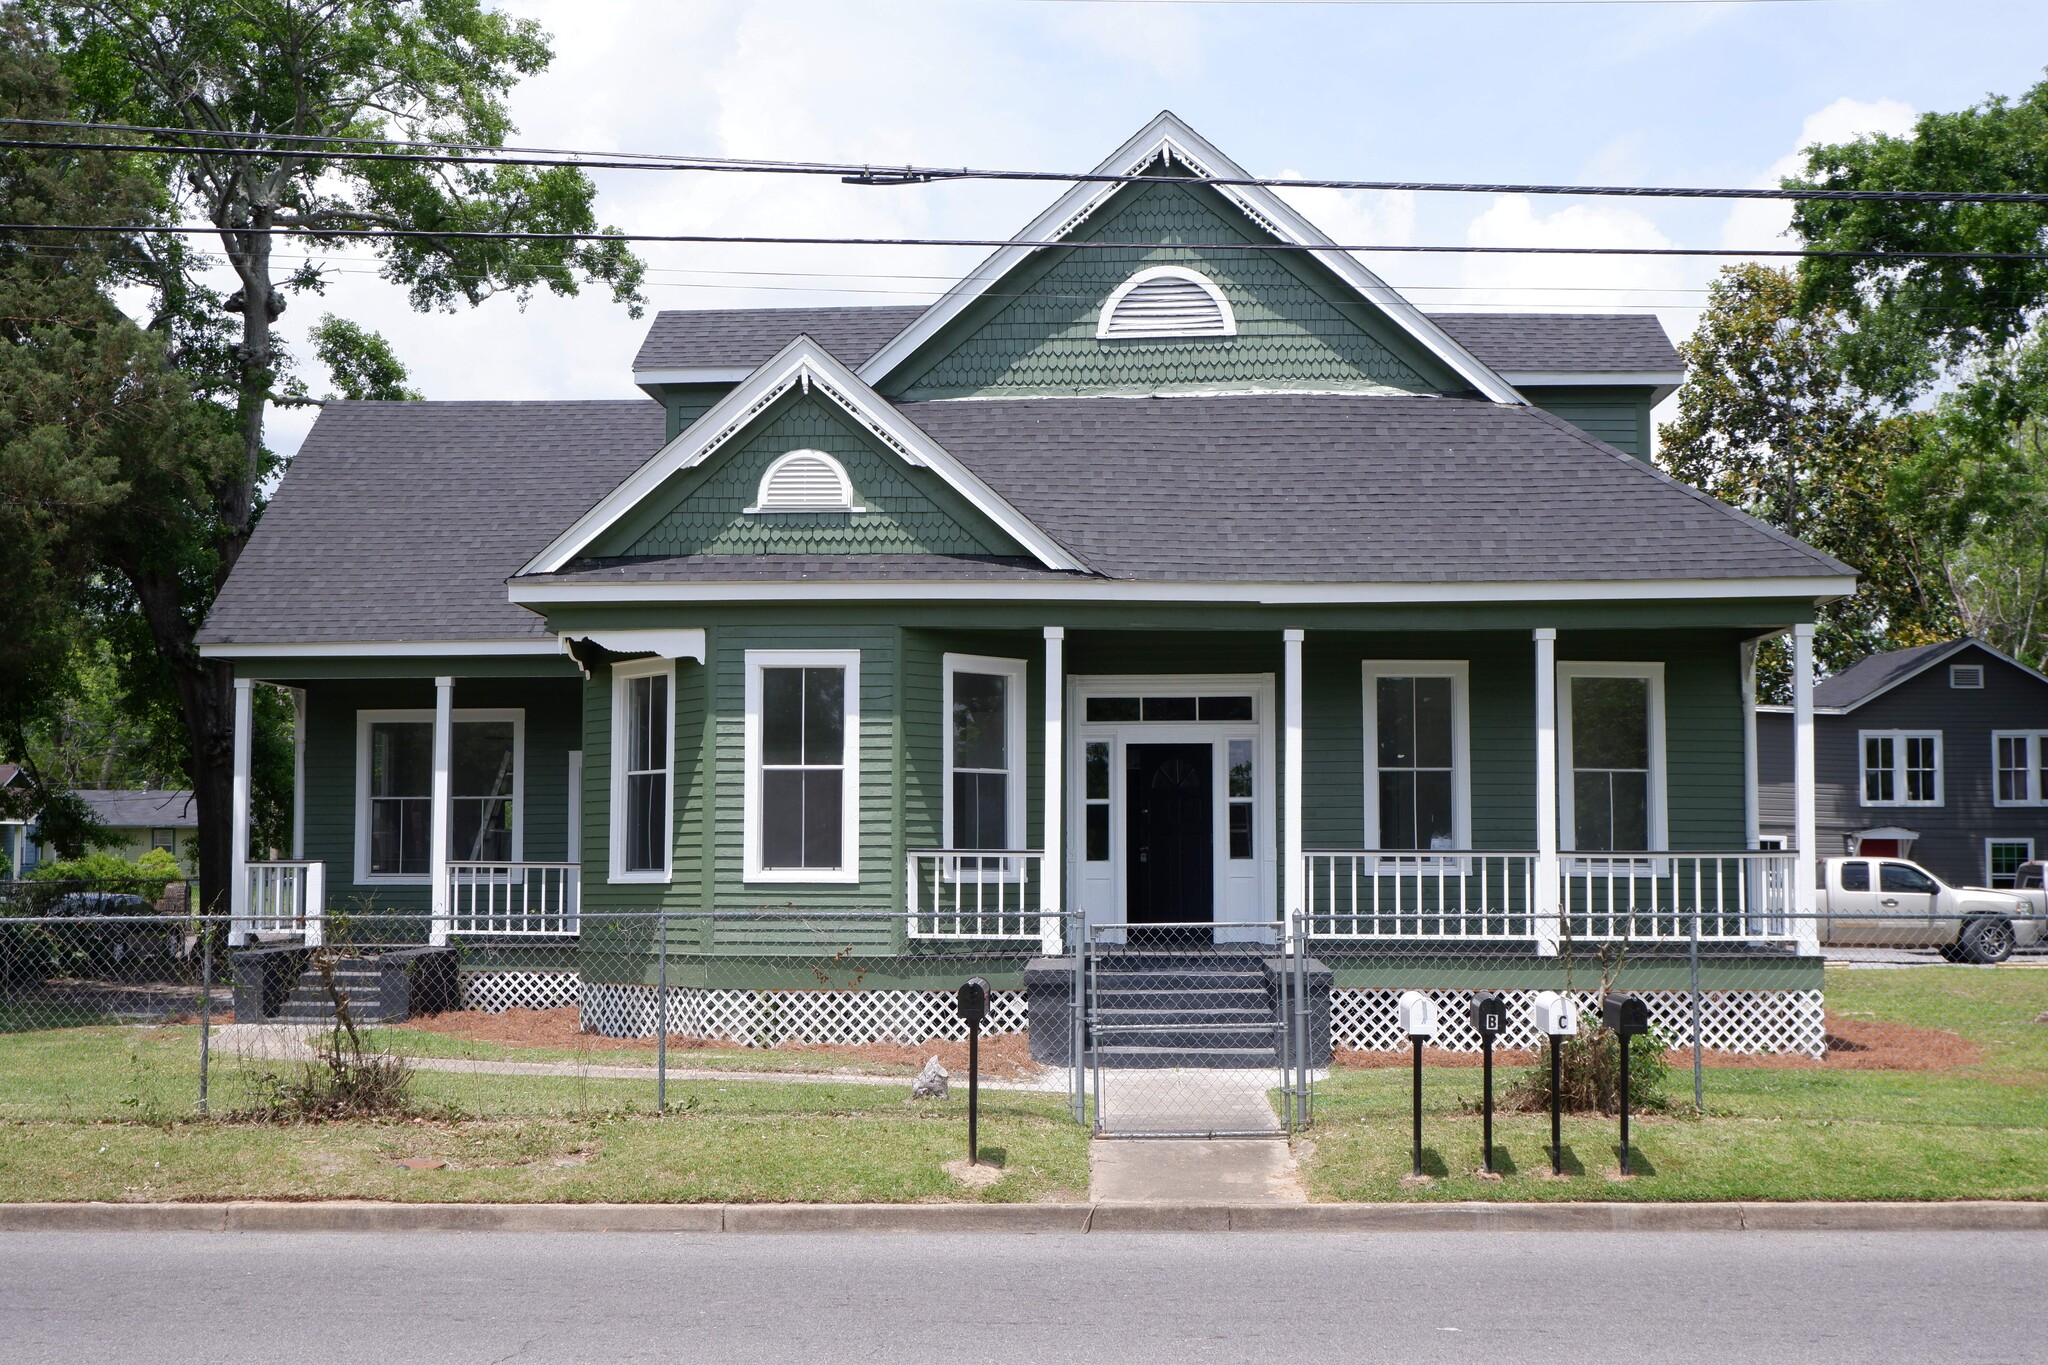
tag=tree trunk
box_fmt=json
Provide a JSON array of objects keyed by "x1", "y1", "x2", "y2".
[{"x1": 184, "y1": 660, "x2": 237, "y2": 918}]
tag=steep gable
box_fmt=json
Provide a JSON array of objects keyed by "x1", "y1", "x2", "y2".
[
  {"x1": 585, "y1": 388, "x2": 1027, "y2": 559},
  {"x1": 882, "y1": 172, "x2": 1463, "y2": 400}
]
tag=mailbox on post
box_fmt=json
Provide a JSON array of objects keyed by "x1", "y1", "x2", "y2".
[
  {"x1": 1398, "y1": 991, "x2": 1436, "y2": 1177},
  {"x1": 1601, "y1": 992, "x2": 1651, "y2": 1176},
  {"x1": 1470, "y1": 994, "x2": 1506, "y2": 1175},
  {"x1": 1531, "y1": 991, "x2": 1579, "y2": 1176},
  {"x1": 956, "y1": 978, "x2": 989, "y2": 1166}
]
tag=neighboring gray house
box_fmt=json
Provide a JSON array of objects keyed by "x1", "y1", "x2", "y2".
[{"x1": 1758, "y1": 640, "x2": 2048, "y2": 889}]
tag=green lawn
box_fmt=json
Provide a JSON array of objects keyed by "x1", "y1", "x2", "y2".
[{"x1": 1299, "y1": 966, "x2": 2048, "y2": 1202}]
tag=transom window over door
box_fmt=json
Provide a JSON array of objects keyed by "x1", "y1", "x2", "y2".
[
  {"x1": 746, "y1": 650, "x2": 860, "y2": 882},
  {"x1": 1557, "y1": 663, "x2": 1666, "y2": 853},
  {"x1": 1362, "y1": 663, "x2": 1469, "y2": 852},
  {"x1": 358, "y1": 710, "x2": 524, "y2": 883},
  {"x1": 945, "y1": 655, "x2": 1025, "y2": 852}
]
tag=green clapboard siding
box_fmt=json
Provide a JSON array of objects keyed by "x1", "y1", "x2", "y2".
[
  {"x1": 664, "y1": 384, "x2": 731, "y2": 443},
  {"x1": 594, "y1": 390, "x2": 1023, "y2": 559},
  {"x1": 885, "y1": 174, "x2": 1459, "y2": 400},
  {"x1": 298, "y1": 675, "x2": 582, "y2": 916},
  {"x1": 1524, "y1": 385, "x2": 1659, "y2": 461}
]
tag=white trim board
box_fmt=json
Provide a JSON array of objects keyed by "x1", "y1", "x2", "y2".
[
  {"x1": 609, "y1": 657, "x2": 676, "y2": 885},
  {"x1": 853, "y1": 111, "x2": 1524, "y2": 407},
  {"x1": 521, "y1": 335, "x2": 1085, "y2": 577},
  {"x1": 200, "y1": 639, "x2": 560, "y2": 659},
  {"x1": 511, "y1": 574, "x2": 1856, "y2": 608}
]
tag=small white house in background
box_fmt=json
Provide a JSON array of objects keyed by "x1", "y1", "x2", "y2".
[
  {"x1": 1758, "y1": 639, "x2": 2048, "y2": 889},
  {"x1": 1, "y1": 777, "x2": 199, "y2": 875},
  {"x1": 0, "y1": 765, "x2": 30, "y2": 876}
]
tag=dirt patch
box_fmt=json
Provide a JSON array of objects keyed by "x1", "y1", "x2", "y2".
[
  {"x1": 397, "y1": 1007, "x2": 1044, "y2": 1080},
  {"x1": 1332, "y1": 1012, "x2": 1980, "y2": 1074}
]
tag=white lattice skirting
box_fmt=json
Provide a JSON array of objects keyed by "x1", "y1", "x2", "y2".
[
  {"x1": 1331, "y1": 987, "x2": 1828, "y2": 1059},
  {"x1": 458, "y1": 970, "x2": 581, "y2": 1014},
  {"x1": 579, "y1": 981, "x2": 1029, "y2": 1045}
]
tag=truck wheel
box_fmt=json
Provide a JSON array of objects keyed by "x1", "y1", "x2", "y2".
[
  {"x1": 1937, "y1": 943, "x2": 1965, "y2": 963},
  {"x1": 1957, "y1": 918, "x2": 2016, "y2": 965}
]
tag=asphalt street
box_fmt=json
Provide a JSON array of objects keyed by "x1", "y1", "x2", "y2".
[{"x1": 1, "y1": 1228, "x2": 2038, "y2": 1363}]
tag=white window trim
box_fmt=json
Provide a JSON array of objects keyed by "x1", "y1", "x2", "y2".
[
  {"x1": 354, "y1": 708, "x2": 525, "y2": 886},
  {"x1": 1360, "y1": 661, "x2": 1472, "y2": 853},
  {"x1": 1556, "y1": 662, "x2": 1668, "y2": 854},
  {"x1": 1859, "y1": 729, "x2": 1944, "y2": 808},
  {"x1": 1986, "y1": 837, "x2": 2035, "y2": 888},
  {"x1": 1992, "y1": 730, "x2": 2048, "y2": 808},
  {"x1": 942, "y1": 654, "x2": 1028, "y2": 874},
  {"x1": 608, "y1": 659, "x2": 676, "y2": 885},
  {"x1": 1095, "y1": 264, "x2": 1238, "y2": 340},
  {"x1": 744, "y1": 649, "x2": 861, "y2": 885},
  {"x1": 744, "y1": 448, "x2": 866, "y2": 515}
]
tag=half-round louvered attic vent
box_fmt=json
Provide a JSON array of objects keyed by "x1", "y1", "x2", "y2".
[
  {"x1": 1096, "y1": 265, "x2": 1237, "y2": 340},
  {"x1": 747, "y1": 449, "x2": 861, "y2": 514}
]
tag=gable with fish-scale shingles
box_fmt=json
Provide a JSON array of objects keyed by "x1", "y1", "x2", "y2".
[
  {"x1": 881, "y1": 171, "x2": 1469, "y2": 400},
  {"x1": 583, "y1": 388, "x2": 1027, "y2": 559}
]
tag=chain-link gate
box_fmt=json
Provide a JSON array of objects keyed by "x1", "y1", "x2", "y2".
[{"x1": 1077, "y1": 920, "x2": 1314, "y2": 1137}]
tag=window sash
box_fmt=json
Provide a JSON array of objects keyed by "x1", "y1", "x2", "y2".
[
  {"x1": 746, "y1": 652, "x2": 859, "y2": 882},
  {"x1": 1987, "y1": 839, "x2": 2034, "y2": 889},
  {"x1": 612, "y1": 666, "x2": 672, "y2": 880},
  {"x1": 1365, "y1": 665, "x2": 1467, "y2": 853},
  {"x1": 362, "y1": 713, "x2": 522, "y2": 879},
  {"x1": 1995, "y1": 732, "x2": 2047, "y2": 806},
  {"x1": 943, "y1": 658, "x2": 1023, "y2": 856},
  {"x1": 1861, "y1": 730, "x2": 1941, "y2": 806},
  {"x1": 1556, "y1": 664, "x2": 1663, "y2": 854}
]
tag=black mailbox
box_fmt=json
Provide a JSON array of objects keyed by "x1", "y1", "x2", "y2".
[
  {"x1": 956, "y1": 978, "x2": 989, "y2": 1028},
  {"x1": 1602, "y1": 993, "x2": 1650, "y2": 1036},
  {"x1": 1470, "y1": 993, "x2": 1507, "y2": 1039}
]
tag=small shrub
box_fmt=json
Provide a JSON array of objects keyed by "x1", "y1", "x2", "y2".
[{"x1": 1503, "y1": 1020, "x2": 1671, "y2": 1115}]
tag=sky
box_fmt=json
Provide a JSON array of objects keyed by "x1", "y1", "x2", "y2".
[{"x1": 254, "y1": 0, "x2": 2048, "y2": 458}]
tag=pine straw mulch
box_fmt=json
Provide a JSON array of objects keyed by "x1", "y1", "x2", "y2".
[
  {"x1": 1332, "y1": 1012, "x2": 1982, "y2": 1073},
  {"x1": 396, "y1": 1006, "x2": 1045, "y2": 1081}
]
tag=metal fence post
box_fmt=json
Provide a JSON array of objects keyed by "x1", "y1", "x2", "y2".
[
  {"x1": 656, "y1": 910, "x2": 669, "y2": 1115},
  {"x1": 1689, "y1": 905, "x2": 1704, "y2": 1115},
  {"x1": 197, "y1": 920, "x2": 213, "y2": 1117},
  {"x1": 1069, "y1": 910, "x2": 1086, "y2": 1126}
]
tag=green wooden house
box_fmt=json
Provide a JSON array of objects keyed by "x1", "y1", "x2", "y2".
[{"x1": 198, "y1": 114, "x2": 1851, "y2": 1054}]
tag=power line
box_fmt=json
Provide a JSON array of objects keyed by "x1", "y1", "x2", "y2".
[
  {"x1": 7, "y1": 219, "x2": 2046, "y2": 261},
  {"x1": 2, "y1": 117, "x2": 2038, "y2": 206}
]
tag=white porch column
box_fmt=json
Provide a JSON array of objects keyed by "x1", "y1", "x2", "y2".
[
  {"x1": 290, "y1": 687, "x2": 307, "y2": 860},
  {"x1": 429, "y1": 676, "x2": 454, "y2": 945},
  {"x1": 1283, "y1": 629, "x2": 1305, "y2": 927},
  {"x1": 1041, "y1": 627, "x2": 1065, "y2": 955},
  {"x1": 229, "y1": 677, "x2": 254, "y2": 942},
  {"x1": 1533, "y1": 629, "x2": 1561, "y2": 956},
  {"x1": 1792, "y1": 624, "x2": 1820, "y2": 955}
]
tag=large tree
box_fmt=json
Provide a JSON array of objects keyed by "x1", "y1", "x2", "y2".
[
  {"x1": 1658, "y1": 264, "x2": 1955, "y2": 698},
  {"x1": 19, "y1": 2, "x2": 644, "y2": 913}
]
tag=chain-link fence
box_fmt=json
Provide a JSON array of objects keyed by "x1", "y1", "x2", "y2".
[{"x1": 2, "y1": 878, "x2": 2042, "y2": 1149}]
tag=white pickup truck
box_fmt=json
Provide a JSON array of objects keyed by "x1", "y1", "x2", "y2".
[{"x1": 1816, "y1": 856, "x2": 2039, "y2": 963}]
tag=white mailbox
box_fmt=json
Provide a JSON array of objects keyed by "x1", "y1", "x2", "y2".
[
  {"x1": 1531, "y1": 990, "x2": 1579, "y2": 1038},
  {"x1": 1396, "y1": 990, "x2": 1438, "y2": 1040}
]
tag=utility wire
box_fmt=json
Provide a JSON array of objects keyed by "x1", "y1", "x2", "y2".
[
  {"x1": 6, "y1": 219, "x2": 2046, "y2": 261},
  {"x1": 2, "y1": 118, "x2": 2040, "y2": 205}
]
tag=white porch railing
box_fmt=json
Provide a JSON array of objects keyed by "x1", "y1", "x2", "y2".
[
  {"x1": 1301, "y1": 850, "x2": 1800, "y2": 946},
  {"x1": 437, "y1": 861, "x2": 581, "y2": 944},
  {"x1": 906, "y1": 850, "x2": 1056, "y2": 949},
  {"x1": 1303, "y1": 852, "x2": 1537, "y2": 939},
  {"x1": 1562, "y1": 852, "x2": 1797, "y2": 944},
  {"x1": 238, "y1": 860, "x2": 324, "y2": 946}
]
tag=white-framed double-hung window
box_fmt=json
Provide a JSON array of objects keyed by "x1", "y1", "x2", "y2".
[
  {"x1": 1362, "y1": 662, "x2": 1470, "y2": 853},
  {"x1": 745, "y1": 650, "x2": 859, "y2": 883},
  {"x1": 943, "y1": 655, "x2": 1026, "y2": 856},
  {"x1": 1993, "y1": 731, "x2": 2048, "y2": 807},
  {"x1": 1860, "y1": 730, "x2": 1942, "y2": 807},
  {"x1": 355, "y1": 709, "x2": 524, "y2": 883},
  {"x1": 1557, "y1": 663, "x2": 1667, "y2": 853},
  {"x1": 609, "y1": 660, "x2": 674, "y2": 883}
]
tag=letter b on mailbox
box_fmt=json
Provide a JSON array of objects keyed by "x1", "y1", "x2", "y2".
[{"x1": 1470, "y1": 993, "x2": 1507, "y2": 1040}]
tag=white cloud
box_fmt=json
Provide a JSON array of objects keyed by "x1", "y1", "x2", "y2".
[{"x1": 1719, "y1": 96, "x2": 1918, "y2": 251}]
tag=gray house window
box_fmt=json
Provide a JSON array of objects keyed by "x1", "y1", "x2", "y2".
[
  {"x1": 1862, "y1": 730, "x2": 1942, "y2": 807},
  {"x1": 1994, "y1": 732, "x2": 2047, "y2": 806},
  {"x1": 1987, "y1": 839, "x2": 2034, "y2": 889}
]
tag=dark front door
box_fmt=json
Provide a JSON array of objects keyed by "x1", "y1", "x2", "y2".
[{"x1": 1126, "y1": 744, "x2": 1214, "y2": 924}]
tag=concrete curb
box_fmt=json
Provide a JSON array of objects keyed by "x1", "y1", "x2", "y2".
[{"x1": 0, "y1": 1200, "x2": 2043, "y2": 1234}]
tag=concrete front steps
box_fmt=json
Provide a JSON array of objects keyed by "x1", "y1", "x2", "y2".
[{"x1": 1088, "y1": 953, "x2": 1286, "y2": 1069}]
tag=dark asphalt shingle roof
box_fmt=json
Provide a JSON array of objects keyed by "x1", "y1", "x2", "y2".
[
  {"x1": 633, "y1": 306, "x2": 925, "y2": 371},
  {"x1": 631, "y1": 306, "x2": 1681, "y2": 378},
  {"x1": 1809, "y1": 640, "x2": 2023, "y2": 709},
  {"x1": 1426, "y1": 313, "x2": 1681, "y2": 375},
  {"x1": 542, "y1": 554, "x2": 1078, "y2": 584},
  {"x1": 201, "y1": 401, "x2": 666, "y2": 645},
  {"x1": 205, "y1": 392, "x2": 1847, "y2": 647},
  {"x1": 75, "y1": 789, "x2": 197, "y2": 828}
]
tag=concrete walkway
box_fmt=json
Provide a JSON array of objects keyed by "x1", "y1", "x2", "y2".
[
  {"x1": 1091, "y1": 1139, "x2": 1307, "y2": 1206},
  {"x1": 1090, "y1": 1065, "x2": 1288, "y2": 1135}
]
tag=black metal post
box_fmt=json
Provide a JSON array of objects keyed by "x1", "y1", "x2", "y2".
[
  {"x1": 1410, "y1": 1036, "x2": 1424, "y2": 1178},
  {"x1": 197, "y1": 923, "x2": 212, "y2": 1118},
  {"x1": 1618, "y1": 1029, "x2": 1633, "y2": 1176},
  {"x1": 1481, "y1": 1032, "x2": 1495, "y2": 1175},
  {"x1": 1550, "y1": 1034, "x2": 1563, "y2": 1177},
  {"x1": 968, "y1": 1016, "x2": 981, "y2": 1165}
]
